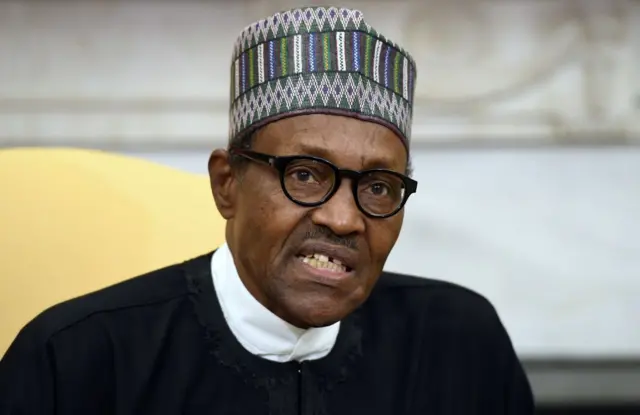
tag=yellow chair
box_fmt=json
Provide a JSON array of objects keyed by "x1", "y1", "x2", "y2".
[{"x1": 0, "y1": 147, "x2": 226, "y2": 357}]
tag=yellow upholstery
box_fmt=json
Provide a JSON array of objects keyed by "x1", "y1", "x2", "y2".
[{"x1": 0, "y1": 147, "x2": 226, "y2": 357}]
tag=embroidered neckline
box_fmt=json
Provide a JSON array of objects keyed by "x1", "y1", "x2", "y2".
[{"x1": 182, "y1": 252, "x2": 363, "y2": 413}]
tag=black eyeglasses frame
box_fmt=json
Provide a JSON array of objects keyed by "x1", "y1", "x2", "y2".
[{"x1": 229, "y1": 147, "x2": 418, "y2": 219}]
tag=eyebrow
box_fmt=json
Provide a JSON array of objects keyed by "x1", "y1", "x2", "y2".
[
  {"x1": 294, "y1": 143, "x2": 335, "y2": 159},
  {"x1": 294, "y1": 143, "x2": 399, "y2": 171}
]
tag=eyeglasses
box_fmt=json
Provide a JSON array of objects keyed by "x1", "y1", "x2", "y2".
[{"x1": 229, "y1": 148, "x2": 418, "y2": 218}]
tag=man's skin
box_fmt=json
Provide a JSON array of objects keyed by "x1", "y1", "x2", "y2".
[{"x1": 208, "y1": 113, "x2": 408, "y2": 328}]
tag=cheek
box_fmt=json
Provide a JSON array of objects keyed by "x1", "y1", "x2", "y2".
[
  {"x1": 235, "y1": 182, "x2": 304, "y2": 260},
  {"x1": 367, "y1": 215, "x2": 403, "y2": 266}
]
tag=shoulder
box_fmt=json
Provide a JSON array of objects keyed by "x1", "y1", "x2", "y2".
[
  {"x1": 0, "y1": 253, "x2": 213, "y2": 407},
  {"x1": 368, "y1": 272, "x2": 534, "y2": 410},
  {"x1": 12, "y1": 253, "x2": 212, "y2": 350},
  {"x1": 369, "y1": 271, "x2": 503, "y2": 331}
]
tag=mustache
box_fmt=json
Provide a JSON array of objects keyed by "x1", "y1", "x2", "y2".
[{"x1": 303, "y1": 226, "x2": 358, "y2": 250}]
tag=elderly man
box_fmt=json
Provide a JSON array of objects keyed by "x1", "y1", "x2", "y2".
[{"x1": 0, "y1": 6, "x2": 534, "y2": 414}]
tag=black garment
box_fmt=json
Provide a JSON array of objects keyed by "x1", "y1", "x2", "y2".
[{"x1": 0, "y1": 252, "x2": 534, "y2": 414}]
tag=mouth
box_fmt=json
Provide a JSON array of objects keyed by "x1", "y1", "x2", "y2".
[
  {"x1": 296, "y1": 253, "x2": 353, "y2": 274},
  {"x1": 294, "y1": 242, "x2": 357, "y2": 277}
]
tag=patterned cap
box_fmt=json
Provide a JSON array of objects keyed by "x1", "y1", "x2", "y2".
[{"x1": 229, "y1": 6, "x2": 417, "y2": 149}]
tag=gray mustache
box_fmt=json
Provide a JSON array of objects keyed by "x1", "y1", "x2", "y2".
[{"x1": 303, "y1": 226, "x2": 358, "y2": 250}]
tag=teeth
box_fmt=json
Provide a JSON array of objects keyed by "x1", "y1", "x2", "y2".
[
  {"x1": 300, "y1": 253, "x2": 347, "y2": 272},
  {"x1": 314, "y1": 253, "x2": 329, "y2": 262}
]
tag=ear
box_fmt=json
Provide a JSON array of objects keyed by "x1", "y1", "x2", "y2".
[{"x1": 208, "y1": 149, "x2": 237, "y2": 220}]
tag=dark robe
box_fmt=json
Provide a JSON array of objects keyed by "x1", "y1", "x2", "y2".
[{"x1": 0, "y1": 252, "x2": 534, "y2": 414}]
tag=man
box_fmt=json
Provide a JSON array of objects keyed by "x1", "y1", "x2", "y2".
[{"x1": 0, "y1": 6, "x2": 534, "y2": 414}]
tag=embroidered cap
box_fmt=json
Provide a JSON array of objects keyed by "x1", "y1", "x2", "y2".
[{"x1": 229, "y1": 6, "x2": 417, "y2": 148}]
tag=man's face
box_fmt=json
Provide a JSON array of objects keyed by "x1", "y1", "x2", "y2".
[{"x1": 209, "y1": 114, "x2": 408, "y2": 328}]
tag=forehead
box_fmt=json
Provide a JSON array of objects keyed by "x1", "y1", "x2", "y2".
[{"x1": 252, "y1": 114, "x2": 408, "y2": 171}]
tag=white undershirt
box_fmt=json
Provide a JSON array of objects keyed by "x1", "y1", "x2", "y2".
[{"x1": 210, "y1": 242, "x2": 340, "y2": 362}]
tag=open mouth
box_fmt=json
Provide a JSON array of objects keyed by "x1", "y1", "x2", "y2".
[{"x1": 297, "y1": 253, "x2": 353, "y2": 273}]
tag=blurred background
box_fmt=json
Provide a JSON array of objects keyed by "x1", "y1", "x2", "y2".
[{"x1": 0, "y1": 0, "x2": 638, "y2": 413}]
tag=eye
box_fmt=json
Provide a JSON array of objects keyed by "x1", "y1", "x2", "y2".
[
  {"x1": 290, "y1": 168, "x2": 319, "y2": 184},
  {"x1": 368, "y1": 182, "x2": 390, "y2": 196}
]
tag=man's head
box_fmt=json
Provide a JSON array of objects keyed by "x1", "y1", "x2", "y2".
[{"x1": 209, "y1": 6, "x2": 417, "y2": 328}]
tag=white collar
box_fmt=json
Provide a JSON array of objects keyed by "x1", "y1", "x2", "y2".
[{"x1": 211, "y1": 242, "x2": 340, "y2": 362}]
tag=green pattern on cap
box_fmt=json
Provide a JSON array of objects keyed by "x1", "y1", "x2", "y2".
[{"x1": 229, "y1": 6, "x2": 417, "y2": 147}]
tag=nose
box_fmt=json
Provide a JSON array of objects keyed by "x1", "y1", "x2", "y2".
[{"x1": 309, "y1": 180, "x2": 365, "y2": 236}]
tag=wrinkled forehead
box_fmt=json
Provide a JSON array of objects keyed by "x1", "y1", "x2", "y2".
[{"x1": 253, "y1": 114, "x2": 408, "y2": 171}]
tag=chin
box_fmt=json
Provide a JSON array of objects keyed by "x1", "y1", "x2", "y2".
[
  {"x1": 284, "y1": 298, "x2": 357, "y2": 329},
  {"x1": 305, "y1": 314, "x2": 342, "y2": 328}
]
